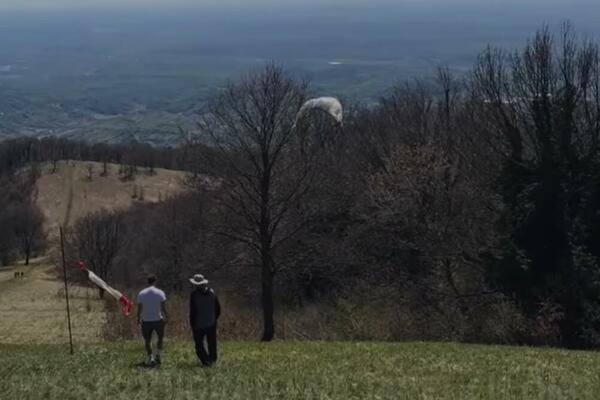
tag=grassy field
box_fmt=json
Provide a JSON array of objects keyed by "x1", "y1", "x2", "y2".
[
  {"x1": 2, "y1": 260, "x2": 600, "y2": 399},
  {"x1": 0, "y1": 258, "x2": 105, "y2": 344},
  {"x1": 1, "y1": 341, "x2": 599, "y2": 400}
]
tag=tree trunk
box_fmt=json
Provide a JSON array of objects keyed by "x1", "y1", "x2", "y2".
[
  {"x1": 261, "y1": 258, "x2": 275, "y2": 342},
  {"x1": 24, "y1": 240, "x2": 31, "y2": 266},
  {"x1": 259, "y1": 151, "x2": 275, "y2": 342}
]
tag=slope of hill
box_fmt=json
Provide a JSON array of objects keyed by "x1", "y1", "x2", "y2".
[
  {"x1": 35, "y1": 160, "x2": 187, "y2": 234},
  {"x1": 0, "y1": 161, "x2": 188, "y2": 345},
  {"x1": 0, "y1": 257, "x2": 105, "y2": 344}
]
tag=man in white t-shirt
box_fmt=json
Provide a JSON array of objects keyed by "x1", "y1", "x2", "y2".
[{"x1": 137, "y1": 275, "x2": 167, "y2": 366}]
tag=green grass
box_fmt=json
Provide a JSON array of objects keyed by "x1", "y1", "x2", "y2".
[{"x1": 1, "y1": 341, "x2": 599, "y2": 399}]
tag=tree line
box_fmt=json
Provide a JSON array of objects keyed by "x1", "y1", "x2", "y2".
[
  {"x1": 0, "y1": 136, "x2": 198, "y2": 177},
  {"x1": 0, "y1": 166, "x2": 45, "y2": 266}
]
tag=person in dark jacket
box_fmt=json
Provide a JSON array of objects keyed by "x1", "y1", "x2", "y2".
[{"x1": 189, "y1": 274, "x2": 221, "y2": 367}]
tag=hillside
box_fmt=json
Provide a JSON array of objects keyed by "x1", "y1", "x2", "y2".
[
  {"x1": 0, "y1": 257, "x2": 105, "y2": 344},
  {"x1": 34, "y1": 160, "x2": 187, "y2": 234},
  {"x1": 0, "y1": 160, "x2": 188, "y2": 344}
]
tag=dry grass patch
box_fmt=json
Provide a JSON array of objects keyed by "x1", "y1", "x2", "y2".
[
  {"x1": 35, "y1": 160, "x2": 186, "y2": 234},
  {"x1": 0, "y1": 258, "x2": 106, "y2": 344}
]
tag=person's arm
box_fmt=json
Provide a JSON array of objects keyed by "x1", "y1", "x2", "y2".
[
  {"x1": 161, "y1": 301, "x2": 168, "y2": 323},
  {"x1": 215, "y1": 294, "x2": 221, "y2": 320},
  {"x1": 137, "y1": 303, "x2": 143, "y2": 325},
  {"x1": 189, "y1": 293, "x2": 196, "y2": 327}
]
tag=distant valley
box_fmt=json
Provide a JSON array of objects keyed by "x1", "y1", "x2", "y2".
[{"x1": 1, "y1": 3, "x2": 598, "y2": 145}]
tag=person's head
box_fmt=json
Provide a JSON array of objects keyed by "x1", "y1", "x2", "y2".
[
  {"x1": 189, "y1": 274, "x2": 209, "y2": 291},
  {"x1": 147, "y1": 274, "x2": 157, "y2": 286}
]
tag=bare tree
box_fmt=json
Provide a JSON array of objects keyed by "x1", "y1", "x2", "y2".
[
  {"x1": 12, "y1": 204, "x2": 46, "y2": 266},
  {"x1": 195, "y1": 64, "x2": 322, "y2": 341},
  {"x1": 101, "y1": 160, "x2": 109, "y2": 177},
  {"x1": 365, "y1": 143, "x2": 500, "y2": 313},
  {"x1": 72, "y1": 210, "x2": 124, "y2": 298}
]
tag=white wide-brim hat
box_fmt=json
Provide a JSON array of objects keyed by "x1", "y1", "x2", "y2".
[{"x1": 190, "y1": 274, "x2": 209, "y2": 286}]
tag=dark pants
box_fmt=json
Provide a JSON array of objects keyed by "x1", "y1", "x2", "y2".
[
  {"x1": 192, "y1": 325, "x2": 217, "y2": 366},
  {"x1": 142, "y1": 320, "x2": 165, "y2": 355}
]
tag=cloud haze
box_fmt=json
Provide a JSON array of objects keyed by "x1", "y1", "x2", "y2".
[{"x1": 1, "y1": 0, "x2": 597, "y2": 10}]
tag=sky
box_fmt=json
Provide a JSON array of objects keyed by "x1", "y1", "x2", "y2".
[
  {"x1": 0, "y1": 0, "x2": 597, "y2": 10},
  {"x1": 1, "y1": 0, "x2": 598, "y2": 26},
  {"x1": 4, "y1": 0, "x2": 409, "y2": 9},
  {"x1": 2, "y1": 0, "x2": 599, "y2": 28},
  {"x1": 4, "y1": 0, "x2": 378, "y2": 11}
]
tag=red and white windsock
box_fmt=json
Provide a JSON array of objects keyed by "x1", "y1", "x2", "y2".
[{"x1": 77, "y1": 261, "x2": 134, "y2": 316}]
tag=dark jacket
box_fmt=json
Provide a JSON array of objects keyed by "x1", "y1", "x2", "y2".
[{"x1": 189, "y1": 288, "x2": 221, "y2": 330}]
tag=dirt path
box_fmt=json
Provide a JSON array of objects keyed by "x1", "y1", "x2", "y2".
[{"x1": 0, "y1": 258, "x2": 106, "y2": 344}]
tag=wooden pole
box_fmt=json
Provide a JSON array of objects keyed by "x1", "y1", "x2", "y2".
[{"x1": 60, "y1": 227, "x2": 74, "y2": 355}]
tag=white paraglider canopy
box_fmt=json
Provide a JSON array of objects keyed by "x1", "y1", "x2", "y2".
[{"x1": 295, "y1": 97, "x2": 343, "y2": 127}]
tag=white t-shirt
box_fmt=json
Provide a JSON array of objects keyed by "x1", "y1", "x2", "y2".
[{"x1": 137, "y1": 286, "x2": 166, "y2": 322}]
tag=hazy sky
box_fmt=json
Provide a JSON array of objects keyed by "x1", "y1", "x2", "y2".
[
  {"x1": 4, "y1": 0, "x2": 385, "y2": 11},
  {"x1": 1, "y1": 0, "x2": 598, "y2": 25},
  {"x1": 3, "y1": 0, "x2": 420, "y2": 8},
  {"x1": 0, "y1": 0, "x2": 596, "y2": 10}
]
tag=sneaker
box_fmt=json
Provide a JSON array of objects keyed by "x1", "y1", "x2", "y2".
[{"x1": 154, "y1": 355, "x2": 161, "y2": 365}]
